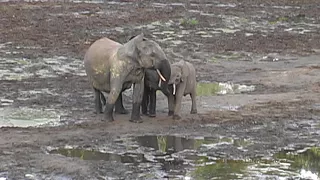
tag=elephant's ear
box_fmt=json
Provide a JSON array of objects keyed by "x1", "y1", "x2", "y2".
[
  {"x1": 136, "y1": 36, "x2": 153, "y2": 56},
  {"x1": 122, "y1": 33, "x2": 145, "y2": 59},
  {"x1": 178, "y1": 60, "x2": 189, "y2": 82},
  {"x1": 128, "y1": 35, "x2": 137, "y2": 41},
  {"x1": 135, "y1": 36, "x2": 155, "y2": 67}
]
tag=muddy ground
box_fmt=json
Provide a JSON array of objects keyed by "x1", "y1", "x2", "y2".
[{"x1": 0, "y1": 0, "x2": 320, "y2": 179}]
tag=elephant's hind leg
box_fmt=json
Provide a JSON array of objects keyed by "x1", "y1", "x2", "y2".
[
  {"x1": 190, "y1": 89, "x2": 197, "y2": 114},
  {"x1": 115, "y1": 93, "x2": 129, "y2": 114},
  {"x1": 94, "y1": 88, "x2": 103, "y2": 114}
]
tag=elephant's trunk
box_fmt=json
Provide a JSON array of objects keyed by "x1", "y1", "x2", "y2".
[{"x1": 157, "y1": 59, "x2": 171, "y2": 96}]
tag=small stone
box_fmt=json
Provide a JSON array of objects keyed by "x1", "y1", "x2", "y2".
[
  {"x1": 1, "y1": 99, "x2": 14, "y2": 103},
  {"x1": 285, "y1": 123, "x2": 299, "y2": 131},
  {"x1": 195, "y1": 31, "x2": 208, "y2": 35}
]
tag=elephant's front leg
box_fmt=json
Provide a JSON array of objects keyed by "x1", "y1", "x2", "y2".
[
  {"x1": 168, "y1": 95, "x2": 175, "y2": 116},
  {"x1": 167, "y1": 85, "x2": 175, "y2": 116},
  {"x1": 141, "y1": 86, "x2": 150, "y2": 116},
  {"x1": 173, "y1": 83, "x2": 186, "y2": 120},
  {"x1": 148, "y1": 89, "x2": 157, "y2": 117},
  {"x1": 130, "y1": 81, "x2": 144, "y2": 123},
  {"x1": 104, "y1": 79, "x2": 122, "y2": 122}
]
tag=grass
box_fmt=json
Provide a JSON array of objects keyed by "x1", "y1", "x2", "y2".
[{"x1": 179, "y1": 17, "x2": 199, "y2": 26}]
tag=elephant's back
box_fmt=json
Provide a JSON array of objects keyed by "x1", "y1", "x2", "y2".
[
  {"x1": 84, "y1": 37, "x2": 122, "y2": 91},
  {"x1": 84, "y1": 37, "x2": 122, "y2": 64}
]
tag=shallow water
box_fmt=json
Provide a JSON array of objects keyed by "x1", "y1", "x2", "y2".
[
  {"x1": 48, "y1": 135, "x2": 320, "y2": 180},
  {"x1": 50, "y1": 148, "x2": 148, "y2": 164},
  {"x1": 196, "y1": 82, "x2": 255, "y2": 95},
  {"x1": 0, "y1": 56, "x2": 85, "y2": 81},
  {"x1": 0, "y1": 107, "x2": 63, "y2": 127}
]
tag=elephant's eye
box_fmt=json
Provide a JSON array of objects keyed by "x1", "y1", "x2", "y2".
[{"x1": 151, "y1": 52, "x2": 156, "y2": 57}]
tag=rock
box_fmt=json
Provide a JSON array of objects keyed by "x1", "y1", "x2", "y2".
[{"x1": 1, "y1": 99, "x2": 14, "y2": 103}]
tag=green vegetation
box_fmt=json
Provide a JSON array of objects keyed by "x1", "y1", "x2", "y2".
[
  {"x1": 269, "y1": 14, "x2": 306, "y2": 24},
  {"x1": 179, "y1": 17, "x2": 199, "y2": 26},
  {"x1": 274, "y1": 147, "x2": 320, "y2": 174},
  {"x1": 191, "y1": 157, "x2": 251, "y2": 180},
  {"x1": 157, "y1": 136, "x2": 167, "y2": 153},
  {"x1": 17, "y1": 59, "x2": 30, "y2": 65},
  {"x1": 269, "y1": 16, "x2": 289, "y2": 24},
  {"x1": 196, "y1": 82, "x2": 222, "y2": 96},
  {"x1": 210, "y1": 52, "x2": 242, "y2": 62},
  {"x1": 52, "y1": 148, "x2": 97, "y2": 160}
]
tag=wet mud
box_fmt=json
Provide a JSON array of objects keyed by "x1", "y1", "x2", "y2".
[{"x1": 1, "y1": 0, "x2": 320, "y2": 179}]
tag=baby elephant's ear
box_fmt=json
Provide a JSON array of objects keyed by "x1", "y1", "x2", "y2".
[
  {"x1": 180, "y1": 61, "x2": 189, "y2": 81},
  {"x1": 128, "y1": 35, "x2": 136, "y2": 40}
]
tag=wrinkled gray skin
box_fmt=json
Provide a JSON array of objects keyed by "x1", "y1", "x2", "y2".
[
  {"x1": 141, "y1": 66, "x2": 171, "y2": 117},
  {"x1": 84, "y1": 33, "x2": 169, "y2": 123},
  {"x1": 168, "y1": 60, "x2": 197, "y2": 120}
]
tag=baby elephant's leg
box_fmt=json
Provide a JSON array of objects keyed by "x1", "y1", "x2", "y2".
[{"x1": 173, "y1": 83, "x2": 186, "y2": 120}]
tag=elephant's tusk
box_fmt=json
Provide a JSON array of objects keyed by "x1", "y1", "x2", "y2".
[
  {"x1": 156, "y1": 69, "x2": 166, "y2": 82},
  {"x1": 158, "y1": 79, "x2": 162, "y2": 87},
  {"x1": 173, "y1": 84, "x2": 176, "y2": 95}
]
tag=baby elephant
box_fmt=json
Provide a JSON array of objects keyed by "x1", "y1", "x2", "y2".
[{"x1": 168, "y1": 60, "x2": 197, "y2": 120}]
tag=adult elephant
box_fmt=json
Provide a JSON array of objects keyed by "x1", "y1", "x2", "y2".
[
  {"x1": 141, "y1": 67, "x2": 171, "y2": 117},
  {"x1": 84, "y1": 33, "x2": 169, "y2": 123}
]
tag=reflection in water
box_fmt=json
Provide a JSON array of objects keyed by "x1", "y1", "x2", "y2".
[
  {"x1": 136, "y1": 135, "x2": 320, "y2": 179},
  {"x1": 49, "y1": 136, "x2": 320, "y2": 180},
  {"x1": 191, "y1": 158, "x2": 252, "y2": 180},
  {"x1": 275, "y1": 147, "x2": 320, "y2": 176},
  {"x1": 135, "y1": 135, "x2": 254, "y2": 179},
  {"x1": 49, "y1": 148, "x2": 147, "y2": 164},
  {"x1": 135, "y1": 135, "x2": 252, "y2": 153},
  {"x1": 189, "y1": 147, "x2": 320, "y2": 180},
  {"x1": 136, "y1": 135, "x2": 199, "y2": 153}
]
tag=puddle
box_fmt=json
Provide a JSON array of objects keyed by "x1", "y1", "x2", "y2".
[
  {"x1": 48, "y1": 134, "x2": 320, "y2": 179},
  {"x1": 0, "y1": 107, "x2": 63, "y2": 127},
  {"x1": 211, "y1": 51, "x2": 254, "y2": 61},
  {"x1": 196, "y1": 82, "x2": 255, "y2": 96},
  {"x1": 135, "y1": 135, "x2": 252, "y2": 153},
  {"x1": 274, "y1": 147, "x2": 320, "y2": 176},
  {"x1": 0, "y1": 56, "x2": 86, "y2": 81},
  {"x1": 49, "y1": 148, "x2": 148, "y2": 164}
]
